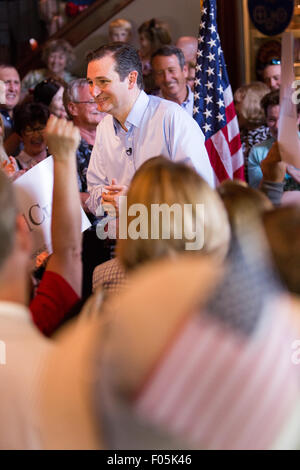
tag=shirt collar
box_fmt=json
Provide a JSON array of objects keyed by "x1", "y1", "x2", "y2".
[
  {"x1": 17, "y1": 149, "x2": 33, "y2": 164},
  {"x1": 158, "y1": 85, "x2": 192, "y2": 107},
  {"x1": 17, "y1": 150, "x2": 46, "y2": 167},
  {"x1": 112, "y1": 90, "x2": 149, "y2": 134},
  {"x1": 182, "y1": 85, "x2": 193, "y2": 106},
  {"x1": 125, "y1": 90, "x2": 149, "y2": 129}
]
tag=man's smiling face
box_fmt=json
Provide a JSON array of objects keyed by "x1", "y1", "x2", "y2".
[
  {"x1": 152, "y1": 54, "x2": 188, "y2": 103},
  {"x1": 0, "y1": 67, "x2": 21, "y2": 111},
  {"x1": 87, "y1": 54, "x2": 130, "y2": 118}
]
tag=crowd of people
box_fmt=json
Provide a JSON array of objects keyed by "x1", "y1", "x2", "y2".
[{"x1": 0, "y1": 12, "x2": 300, "y2": 451}]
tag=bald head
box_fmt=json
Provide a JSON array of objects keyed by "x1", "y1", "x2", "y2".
[{"x1": 176, "y1": 36, "x2": 198, "y2": 65}]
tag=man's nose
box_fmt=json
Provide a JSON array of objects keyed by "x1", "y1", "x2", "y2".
[
  {"x1": 270, "y1": 78, "x2": 279, "y2": 90},
  {"x1": 90, "y1": 84, "x2": 101, "y2": 97},
  {"x1": 164, "y1": 71, "x2": 172, "y2": 82}
]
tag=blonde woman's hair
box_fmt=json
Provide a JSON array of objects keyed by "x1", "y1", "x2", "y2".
[
  {"x1": 234, "y1": 81, "x2": 270, "y2": 126},
  {"x1": 109, "y1": 18, "x2": 132, "y2": 33},
  {"x1": 217, "y1": 180, "x2": 273, "y2": 234},
  {"x1": 117, "y1": 157, "x2": 230, "y2": 271}
]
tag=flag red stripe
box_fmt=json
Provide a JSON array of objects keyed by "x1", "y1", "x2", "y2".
[
  {"x1": 225, "y1": 101, "x2": 236, "y2": 123},
  {"x1": 229, "y1": 133, "x2": 242, "y2": 156},
  {"x1": 233, "y1": 166, "x2": 245, "y2": 180},
  {"x1": 205, "y1": 138, "x2": 230, "y2": 182}
]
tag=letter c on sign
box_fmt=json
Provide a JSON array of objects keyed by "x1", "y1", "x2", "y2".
[{"x1": 29, "y1": 204, "x2": 46, "y2": 226}]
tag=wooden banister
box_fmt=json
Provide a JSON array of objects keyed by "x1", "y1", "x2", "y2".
[{"x1": 18, "y1": 0, "x2": 135, "y2": 77}]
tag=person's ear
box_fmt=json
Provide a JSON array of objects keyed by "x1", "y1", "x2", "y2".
[
  {"x1": 128, "y1": 71, "x2": 138, "y2": 89},
  {"x1": 183, "y1": 64, "x2": 188, "y2": 79},
  {"x1": 68, "y1": 102, "x2": 78, "y2": 117}
]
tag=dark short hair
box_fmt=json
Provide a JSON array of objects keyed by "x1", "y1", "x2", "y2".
[
  {"x1": 151, "y1": 45, "x2": 186, "y2": 70},
  {"x1": 33, "y1": 78, "x2": 63, "y2": 107},
  {"x1": 263, "y1": 58, "x2": 281, "y2": 69},
  {"x1": 138, "y1": 18, "x2": 172, "y2": 54},
  {"x1": 261, "y1": 89, "x2": 300, "y2": 115},
  {"x1": 260, "y1": 90, "x2": 279, "y2": 116},
  {"x1": 14, "y1": 102, "x2": 50, "y2": 135},
  {"x1": 0, "y1": 63, "x2": 19, "y2": 72},
  {"x1": 86, "y1": 43, "x2": 143, "y2": 89}
]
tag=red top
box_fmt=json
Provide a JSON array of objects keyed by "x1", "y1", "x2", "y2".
[{"x1": 30, "y1": 271, "x2": 80, "y2": 337}]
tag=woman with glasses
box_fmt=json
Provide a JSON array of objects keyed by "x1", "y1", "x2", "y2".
[{"x1": 14, "y1": 102, "x2": 50, "y2": 170}]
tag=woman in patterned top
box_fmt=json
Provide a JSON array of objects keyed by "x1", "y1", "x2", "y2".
[{"x1": 234, "y1": 81, "x2": 271, "y2": 181}]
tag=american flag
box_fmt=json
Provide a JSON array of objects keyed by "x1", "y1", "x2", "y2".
[{"x1": 193, "y1": 0, "x2": 244, "y2": 183}]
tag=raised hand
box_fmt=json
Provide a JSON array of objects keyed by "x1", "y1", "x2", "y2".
[
  {"x1": 45, "y1": 115, "x2": 81, "y2": 161},
  {"x1": 261, "y1": 142, "x2": 286, "y2": 183}
]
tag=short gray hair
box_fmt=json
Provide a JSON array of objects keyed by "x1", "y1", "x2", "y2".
[{"x1": 63, "y1": 78, "x2": 89, "y2": 119}]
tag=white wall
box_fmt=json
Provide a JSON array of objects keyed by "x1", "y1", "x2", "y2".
[{"x1": 72, "y1": 0, "x2": 201, "y2": 76}]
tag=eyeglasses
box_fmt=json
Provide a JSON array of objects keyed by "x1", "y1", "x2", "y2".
[{"x1": 23, "y1": 126, "x2": 46, "y2": 136}]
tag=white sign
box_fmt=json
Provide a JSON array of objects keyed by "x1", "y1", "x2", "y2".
[{"x1": 14, "y1": 156, "x2": 91, "y2": 258}]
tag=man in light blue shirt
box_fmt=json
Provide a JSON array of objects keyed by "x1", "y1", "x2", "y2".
[
  {"x1": 86, "y1": 43, "x2": 213, "y2": 215},
  {"x1": 151, "y1": 45, "x2": 194, "y2": 116}
]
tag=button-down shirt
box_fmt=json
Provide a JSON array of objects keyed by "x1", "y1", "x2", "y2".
[
  {"x1": 87, "y1": 90, "x2": 214, "y2": 214},
  {"x1": 159, "y1": 85, "x2": 194, "y2": 116},
  {"x1": 180, "y1": 85, "x2": 194, "y2": 116}
]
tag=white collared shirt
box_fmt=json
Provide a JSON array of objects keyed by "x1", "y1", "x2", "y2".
[
  {"x1": 158, "y1": 85, "x2": 194, "y2": 116},
  {"x1": 87, "y1": 90, "x2": 214, "y2": 215}
]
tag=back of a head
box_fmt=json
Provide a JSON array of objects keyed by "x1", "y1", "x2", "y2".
[
  {"x1": 218, "y1": 180, "x2": 273, "y2": 235},
  {"x1": 0, "y1": 171, "x2": 17, "y2": 270},
  {"x1": 117, "y1": 157, "x2": 230, "y2": 271},
  {"x1": 175, "y1": 36, "x2": 198, "y2": 65},
  {"x1": 86, "y1": 43, "x2": 143, "y2": 90},
  {"x1": 34, "y1": 78, "x2": 61, "y2": 107},
  {"x1": 263, "y1": 206, "x2": 300, "y2": 296},
  {"x1": 234, "y1": 81, "x2": 270, "y2": 127}
]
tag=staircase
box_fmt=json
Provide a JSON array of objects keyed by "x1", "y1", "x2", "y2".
[{"x1": 17, "y1": 0, "x2": 135, "y2": 77}]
